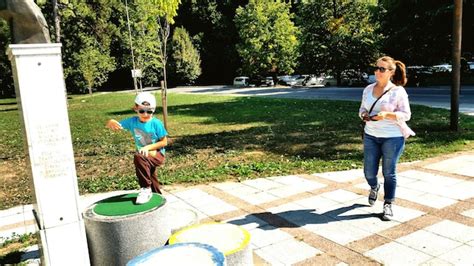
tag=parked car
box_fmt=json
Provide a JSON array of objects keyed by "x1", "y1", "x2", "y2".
[
  {"x1": 277, "y1": 75, "x2": 297, "y2": 86},
  {"x1": 340, "y1": 70, "x2": 369, "y2": 86},
  {"x1": 406, "y1": 66, "x2": 433, "y2": 87},
  {"x1": 233, "y1": 76, "x2": 249, "y2": 87},
  {"x1": 293, "y1": 74, "x2": 320, "y2": 86},
  {"x1": 316, "y1": 74, "x2": 336, "y2": 87},
  {"x1": 250, "y1": 76, "x2": 274, "y2": 87},
  {"x1": 264, "y1": 76, "x2": 274, "y2": 86},
  {"x1": 366, "y1": 74, "x2": 376, "y2": 84},
  {"x1": 432, "y1": 64, "x2": 452, "y2": 73}
]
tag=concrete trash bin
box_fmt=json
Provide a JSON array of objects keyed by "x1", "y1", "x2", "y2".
[
  {"x1": 83, "y1": 193, "x2": 170, "y2": 266},
  {"x1": 169, "y1": 222, "x2": 252, "y2": 266},
  {"x1": 127, "y1": 242, "x2": 226, "y2": 266}
]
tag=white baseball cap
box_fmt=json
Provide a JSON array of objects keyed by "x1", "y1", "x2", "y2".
[{"x1": 135, "y1": 92, "x2": 156, "y2": 108}]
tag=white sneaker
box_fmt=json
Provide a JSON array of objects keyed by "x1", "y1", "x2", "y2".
[{"x1": 136, "y1": 187, "x2": 152, "y2": 204}]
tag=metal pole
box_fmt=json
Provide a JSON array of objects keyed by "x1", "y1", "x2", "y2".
[
  {"x1": 125, "y1": 0, "x2": 138, "y2": 93},
  {"x1": 451, "y1": 0, "x2": 462, "y2": 131}
]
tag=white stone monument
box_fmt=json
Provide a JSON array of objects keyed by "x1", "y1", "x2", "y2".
[{"x1": 7, "y1": 43, "x2": 90, "y2": 265}]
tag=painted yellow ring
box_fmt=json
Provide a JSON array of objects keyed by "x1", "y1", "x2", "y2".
[{"x1": 169, "y1": 222, "x2": 251, "y2": 256}]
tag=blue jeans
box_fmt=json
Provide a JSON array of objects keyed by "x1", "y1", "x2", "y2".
[{"x1": 363, "y1": 133, "x2": 405, "y2": 203}]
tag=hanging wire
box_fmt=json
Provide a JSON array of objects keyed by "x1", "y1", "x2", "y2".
[{"x1": 125, "y1": 0, "x2": 139, "y2": 92}]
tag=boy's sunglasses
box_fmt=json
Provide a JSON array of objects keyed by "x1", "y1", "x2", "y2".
[
  {"x1": 138, "y1": 109, "x2": 154, "y2": 114},
  {"x1": 372, "y1": 66, "x2": 391, "y2": 73}
]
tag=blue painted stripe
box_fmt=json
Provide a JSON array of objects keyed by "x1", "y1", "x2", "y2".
[{"x1": 127, "y1": 242, "x2": 225, "y2": 266}]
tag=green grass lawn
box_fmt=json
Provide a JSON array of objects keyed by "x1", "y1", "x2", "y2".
[{"x1": 1, "y1": 91, "x2": 473, "y2": 209}]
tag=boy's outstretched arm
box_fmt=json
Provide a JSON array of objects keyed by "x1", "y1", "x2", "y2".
[{"x1": 106, "y1": 119, "x2": 123, "y2": 131}]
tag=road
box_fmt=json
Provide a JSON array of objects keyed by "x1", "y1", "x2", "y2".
[{"x1": 167, "y1": 85, "x2": 474, "y2": 115}]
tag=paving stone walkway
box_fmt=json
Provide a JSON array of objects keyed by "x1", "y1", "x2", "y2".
[{"x1": 1, "y1": 151, "x2": 473, "y2": 265}]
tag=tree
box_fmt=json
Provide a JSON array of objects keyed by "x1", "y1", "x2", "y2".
[
  {"x1": 169, "y1": 26, "x2": 201, "y2": 85},
  {"x1": 122, "y1": 0, "x2": 162, "y2": 88},
  {"x1": 235, "y1": 0, "x2": 299, "y2": 78},
  {"x1": 378, "y1": 0, "x2": 451, "y2": 66},
  {"x1": 54, "y1": 0, "x2": 119, "y2": 93},
  {"x1": 131, "y1": 0, "x2": 181, "y2": 130},
  {"x1": 76, "y1": 40, "x2": 116, "y2": 94},
  {"x1": 378, "y1": 0, "x2": 473, "y2": 66},
  {"x1": 0, "y1": 19, "x2": 13, "y2": 97},
  {"x1": 133, "y1": 0, "x2": 180, "y2": 89},
  {"x1": 52, "y1": 0, "x2": 61, "y2": 43},
  {"x1": 174, "y1": 0, "x2": 244, "y2": 84},
  {"x1": 296, "y1": 0, "x2": 381, "y2": 84}
]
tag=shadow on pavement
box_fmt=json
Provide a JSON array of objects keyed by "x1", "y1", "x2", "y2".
[{"x1": 229, "y1": 203, "x2": 381, "y2": 229}]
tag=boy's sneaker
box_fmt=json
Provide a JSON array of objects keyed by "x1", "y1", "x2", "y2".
[
  {"x1": 381, "y1": 203, "x2": 393, "y2": 221},
  {"x1": 368, "y1": 184, "x2": 380, "y2": 206},
  {"x1": 136, "y1": 187, "x2": 152, "y2": 204}
]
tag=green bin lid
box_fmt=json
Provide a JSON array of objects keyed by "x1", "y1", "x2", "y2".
[{"x1": 93, "y1": 193, "x2": 165, "y2": 216}]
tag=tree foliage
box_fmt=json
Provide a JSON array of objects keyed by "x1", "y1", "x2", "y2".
[
  {"x1": 124, "y1": 0, "x2": 163, "y2": 87},
  {"x1": 174, "y1": 0, "x2": 244, "y2": 84},
  {"x1": 378, "y1": 0, "x2": 473, "y2": 65},
  {"x1": 296, "y1": 0, "x2": 381, "y2": 82},
  {"x1": 235, "y1": 0, "x2": 299, "y2": 76},
  {"x1": 76, "y1": 42, "x2": 116, "y2": 94},
  {"x1": 0, "y1": 0, "x2": 472, "y2": 96},
  {"x1": 169, "y1": 26, "x2": 201, "y2": 85},
  {"x1": 56, "y1": 0, "x2": 120, "y2": 92},
  {"x1": 0, "y1": 20, "x2": 13, "y2": 97}
]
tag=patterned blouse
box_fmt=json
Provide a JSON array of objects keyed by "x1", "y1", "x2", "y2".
[{"x1": 359, "y1": 81, "x2": 415, "y2": 139}]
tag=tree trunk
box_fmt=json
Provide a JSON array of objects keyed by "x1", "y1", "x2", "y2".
[
  {"x1": 161, "y1": 80, "x2": 168, "y2": 131},
  {"x1": 451, "y1": 0, "x2": 462, "y2": 131},
  {"x1": 158, "y1": 17, "x2": 170, "y2": 131},
  {"x1": 52, "y1": 0, "x2": 60, "y2": 43}
]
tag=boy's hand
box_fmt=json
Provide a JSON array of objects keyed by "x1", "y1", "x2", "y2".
[
  {"x1": 139, "y1": 147, "x2": 150, "y2": 157},
  {"x1": 106, "y1": 119, "x2": 123, "y2": 130}
]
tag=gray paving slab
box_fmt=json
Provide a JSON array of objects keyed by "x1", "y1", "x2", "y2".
[
  {"x1": 423, "y1": 220, "x2": 474, "y2": 244},
  {"x1": 313, "y1": 169, "x2": 364, "y2": 183},
  {"x1": 364, "y1": 241, "x2": 434, "y2": 265},
  {"x1": 248, "y1": 225, "x2": 294, "y2": 249},
  {"x1": 437, "y1": 244, "x2": 474, "y2": 265},
  {"x1": 254, "y1": 238, "x2": 322, "y2": 265},
  {"x1": 395, "y1": 229, "x2": 464, "y2": 257},
  {"x1": 226, "y1": 215, "x2": 269, "y2": 231},
  {"x1": 461, "y1": 209, "x2": 474, "y2": 219},
  {"x1": 424, "y1": 155, "x2": 474, "y2": 177}
]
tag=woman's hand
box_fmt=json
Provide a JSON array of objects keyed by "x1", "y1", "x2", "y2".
[
  {"x1": 361, "y1": 112, "x2": 371, "y2": 122},
  {"x1": 376, "y1": 111, "x2": 395, "y2": 120}
]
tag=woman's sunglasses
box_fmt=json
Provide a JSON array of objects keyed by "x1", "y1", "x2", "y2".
[
  {"x1": 372, "y1": 66, "x2": 391, "y2": 73},
  {"x1": 138, "y1": 109, "x2": 154, "y2": 114}
]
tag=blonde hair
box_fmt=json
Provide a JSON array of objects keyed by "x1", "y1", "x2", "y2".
[{"x1": 377, "y1": 56, "x2": 407, "y2": 86}]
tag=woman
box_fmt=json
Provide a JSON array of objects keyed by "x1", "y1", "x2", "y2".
[{"x1": 359, "y1": 56, "x2": 415, "y2": 221}]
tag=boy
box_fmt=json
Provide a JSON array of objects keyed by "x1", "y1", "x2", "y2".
[{"x1": 106, "y1": 92, "x2": 168, "y2": 204}]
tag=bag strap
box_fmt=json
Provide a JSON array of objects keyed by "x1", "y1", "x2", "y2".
[{"x1": 368, "y1": 86, "x2": 394, "y2": 114}]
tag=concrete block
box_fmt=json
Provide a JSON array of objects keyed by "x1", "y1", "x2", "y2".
[
  {"x1": 83, "y1": 193, "x2": 170, "y2": 266},
  {"x1": 170, "y1": 223, "x2": 252, "y2": 266}
]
